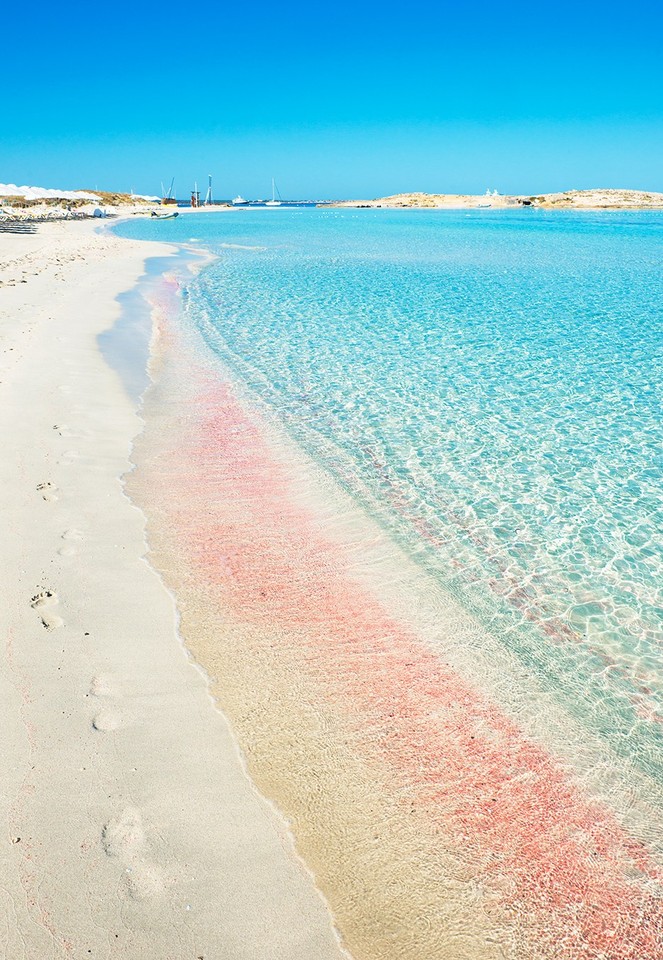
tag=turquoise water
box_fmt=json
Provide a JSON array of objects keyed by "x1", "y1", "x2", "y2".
[{"x1": 116, "y1": 209, "x2": 663, "y2": 779}]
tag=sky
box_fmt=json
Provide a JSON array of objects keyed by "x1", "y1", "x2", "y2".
[{"x1": 2, "y1": 0, "x2": 662, "y2": 199}]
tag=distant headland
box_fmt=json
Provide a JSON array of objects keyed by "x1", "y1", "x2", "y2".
[
  {"x1": 328, "y1": 188, "x2": 663, "y2": 209},
  {"x1": 2, "y1": 185, "x2": 663, "y2": 224}
]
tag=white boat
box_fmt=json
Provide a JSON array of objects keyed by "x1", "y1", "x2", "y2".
[
  {"x1": 265, "y1": 178, "x2": 281, "y2": 207},
  {"x1": 232, "y1": 195, "x2": 248, "y2": 206}
]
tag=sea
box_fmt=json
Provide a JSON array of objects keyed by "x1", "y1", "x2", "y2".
[{"x1": 115, "y1": 207, "x2": 663, "y2": 958}]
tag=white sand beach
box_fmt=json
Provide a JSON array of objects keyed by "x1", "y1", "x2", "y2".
[{"x1": 0, "y1": 220, "x2": 347, "y2": 959}]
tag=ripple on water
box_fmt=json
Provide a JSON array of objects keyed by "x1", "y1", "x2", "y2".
[
  {"x1": 173, "y1": 209, "x2": 663, "y2": 776},
  {"x1": 117, "y1": 208, "x2": 663, "y2": 957}
]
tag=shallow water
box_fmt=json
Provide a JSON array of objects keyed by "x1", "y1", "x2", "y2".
[
  {"x1": 118, "y1": 209, "x2": 663, "y2": 772},
  {"x1": 116, "y1": 209, "x2": 663, "y2": 958}
]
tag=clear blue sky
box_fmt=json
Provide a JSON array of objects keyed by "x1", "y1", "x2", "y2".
[{"x1": 3, "y1": 0, "x2": 662, "y2": 199}]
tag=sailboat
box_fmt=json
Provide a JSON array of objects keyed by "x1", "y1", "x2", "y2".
[{"x1": 265, "y1": 178, "x2": 282, "y2": 207}]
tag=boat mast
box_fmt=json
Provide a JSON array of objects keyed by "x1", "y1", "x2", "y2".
[
  {"x1": 204, "y1": 174, "x2": 213, "y2": 206},
  {"x1": 161, "y1": 177, "x2": 176, "y2": 205}
]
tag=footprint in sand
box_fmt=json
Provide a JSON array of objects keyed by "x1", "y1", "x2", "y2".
[
  {"x1": 102, "y1": 807, "x2": 145, "y2": 859},
  {"x1": 101, "y1": 808, "x2": 166, "y2": 900},
  {"x1": 36, "y1": 481, "x2": 58, "y2": 502},
  {"x1": 53, "y1": 424, "x2": 93, "y2": 440},
  {"x1": 90, "y1": 672, "x2": 124, "y2": 731},
  {"x1": 58, "y1": 528, "x2": 84, "y2": 557},
  {"x1": 30, "y1": 590, "x2": 64, "y2": 630},
  {"x1": 58, "y1": 450, "x2": 81, "y2": 466},
  {"x1": 92, "y1": 711, "x2": 122, "y2": 732},
  {"x1": 62, "y1": 528, "x2": 84, "y2": 541},
  {"x1": 126, "y1": 863, "x2": 165, "y2": 901},
  {"x1": 89, "y1": 674, "x2": 120, "y2": 698}
]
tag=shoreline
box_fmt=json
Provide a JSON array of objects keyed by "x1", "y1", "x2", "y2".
[
  {"x1": 4, "y1": 213, "x2": 661, "y2": 959},
  {"x1": 124, "y1": 217, "x2": 663, "y2": 959},
  {"x1": 4, "y1": 185, "x2": 663, "y2": 227},
  {"x1": 0, "y1": 220, "x2": 347, "y2": 959}
]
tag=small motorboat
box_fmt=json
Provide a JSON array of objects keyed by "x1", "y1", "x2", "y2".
[
  {"x1": 151, "y1": 210, "x2": 179, "y2": 219},
  {"x1": 232, "y1": 195, "x2": 248, "y2": 206}
]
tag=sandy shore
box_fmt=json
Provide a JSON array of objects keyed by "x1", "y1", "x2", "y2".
[
  {"x1": 0, "y1": 220, "x2": 346, "y2": 959},
  {"x1": 4, "y1": 215, "x2": 661, "y2": 960}
]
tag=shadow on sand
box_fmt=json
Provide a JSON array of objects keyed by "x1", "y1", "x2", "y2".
[{"x1": 0, "y1": 220, "x2": 39, "y2": 234}]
